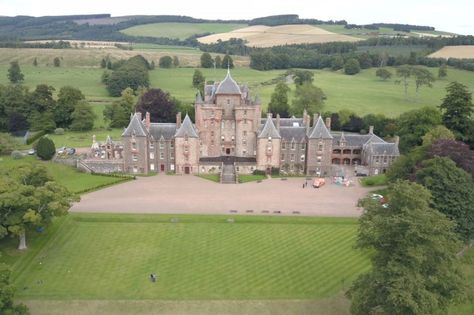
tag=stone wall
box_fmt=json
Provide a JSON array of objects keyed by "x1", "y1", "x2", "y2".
[{"x1": 80, "y1": 159, "x2": 124, "y2": 173}]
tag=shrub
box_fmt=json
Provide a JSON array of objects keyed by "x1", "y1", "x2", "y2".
[
  {"x1": 26, "y1": 130, "x2": 47, "y2": 145},
  {"x1": 11, "y1": 150, "x2": 23, "y2": 159},
  {"x1": 54, "y1": 128, "x2": 65, "y2": 135},
  {"x1": 36, "y1": 136, "x2": 56, "y2": 160},
  {"x1": 344, "y1": 58, "x2": 361, "y2": 75},
  {"x1": 253, "y1": 169, "x2": 266, "y2": 176},
  {"x1": 159, "y1": 56, "x2": 173, "y2": 68},
  {"x1": 0, "y1": 133, "x2": 17, "y2": 155}
]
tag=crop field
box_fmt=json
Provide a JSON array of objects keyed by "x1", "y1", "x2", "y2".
[
  {"x1": 121, "y1": 22, "x2": 247, "y2": 40},
  {"x1": 198, "y1": 24, "x2": 360, "y2": 47},
  {"x1": 0, "y1": 156, "x2": 126, "y2": 194},
  {"x1": 429, "y1": 45, "x2": 474, "y2": 59},
  {"x1": 318, "y1": 24, "x2": 455, "y2": 39}
]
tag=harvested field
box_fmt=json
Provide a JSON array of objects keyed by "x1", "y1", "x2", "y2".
[
  {"x1": 429, "y1": 45, "x2": 474, "y2": 59},
  {"x1": 198, "y1": 24, "x2": 360, "y2": 47}
]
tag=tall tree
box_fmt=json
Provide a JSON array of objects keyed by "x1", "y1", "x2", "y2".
[
  {"x1": 7, "y1": 61, "x2": 24, "y2": 84},
  {"x1": 54, "y1": 86, "x2": 85, "y2": 128},
  {"x1": 0, "y1": 163, "x2": 75, "y2": 250},
  {"x1": 291, "y1": 82, "x2": 325, "y2": 117},
  {"x1": 331, "y1": 55, "x2": 344, "y2": 70},
  {"x1": 428, "y1": 139, "x2": 474, "y2": 178},
  {"x1": 349, "y1": 181, "x2": 464, "y2": 315},
  {"x1": 33, "y1": 57, "x2": 38, "y2": 67},
  {"x1": 292, "y1": 70, "x2": 314, "y2": 85},
  {"x1": 192, "y1": 69, "x2": 205, "y2": 90},
  {"x1": 173, "y1": 56, "x2": 180, "y2": 67},
  {"x1": 439, "y1": 81, "x2": 473, "y2": 139},
  {"x1": 344, "y1": 58, "x2": 360, "y2": 75},
  {"x1": 200, "y1": 53, "x2": 213, "y2": 68},
  {"x1": 70, "y1": 101, "x2": 96, "y2": 131},
  {"x1": 158, "y1": 56, "x2": 173, "y2": 68},
  {"x1": 0, "y1": 261, "x2": 29, "y2": 314},
  {"x1": 375, "y1": 68, "x2": 392, "y2": 81},
  {"x1": 416, "y1": 157, "x2": 474, "y2": 241},
  {"x1": 268, "y1": 81, "x2": 290, "y2": 118},
  {"x1": 221, "y1": 54, "x2": 234, "y2": 69},
  {"x1": 421, "y1": 125, "x2": 455, "y2": 146},
  {"x1": 214, "y1": 55, "x2": 222, "y2": 68},
  {"x1": 438, "y1": 64, "x2": 448, "y2": 78},
  {"x1": 36, "y1": 136, "x2": 56, "y2": 161},
  {"x1": 396, "y1": 65, "x2": 413, "y2": 99},
  {"x1": 135, "y1": 88, "x2": 179, "y2": 123},
  {"x1": 412, "y1": 67, "x2": 435, "y2": 96},
  {"x1": 53, "y1": 57, "x2": 61, "y2": 67},
  {"x1": 103, "y1": 87, "x2": 135, "y2": 128}
]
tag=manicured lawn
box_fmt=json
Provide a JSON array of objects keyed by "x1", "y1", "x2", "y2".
[
  {"x1": 4, "y1": 213, "x2": 369, "y2": 300},
  {"x1": 121, "y1": 22, "x2": 247, "y2": 40},
  {"x1": 0, "y1": 156, "x2": 127, "y2": 194},
  {"x1": 238, "y1": 174, "x2": 266, "y2": 183},
  {"x1": 359, "y1": 174, "x2": 387, "y2": 187},
  {"x1": 198, "y1": 173, "x2": 220, "y2": 182}
]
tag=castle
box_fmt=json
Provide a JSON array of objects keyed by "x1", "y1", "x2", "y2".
[{"x1": 88, "y1": 70, "x2": 399, "y2": 182}]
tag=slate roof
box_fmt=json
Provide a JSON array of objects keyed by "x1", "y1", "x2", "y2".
[
  {"x1": 175, "y1": 114, "x2": 198, "y2": 138},
  {"x1": 122, "y1": 113, "x2": 148, "y2": 137},
  {"x1": 308, "y1": 116, "x2": 332, "y2": 139},
  {"x1": 367, "y1": 142, "x2": 400, "y2": 156},
  {"x1": 280, "y1": 127, "x2": 307, "y2": 142},
  {"x1": 258, "y1": 116, "x2": 281, "y2": 139},
  {"x1": 260, "y1": 117, "x2": 304, "y2": 127},
  {"x1": 149, "y1": 123, "x2": 177, "y2": 140},
  {"x1": 195, "y1": 90, "x2": 203, "y2": 103},
  {"x1": 331, "y1": 132, "x2": 384, "y2": 147},
  {"x1": 215, "y1": 70, "x2": 241, "y2": 95}
]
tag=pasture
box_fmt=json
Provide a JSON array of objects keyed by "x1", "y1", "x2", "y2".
[
  {"x1": 429, "y1": 45, "x2": 474, "y2": 59},
  {"x1": 197, "y1": 24, "x2": 360, "y2": 47},
  {"x1": 121, "y1": 22, "x2": 247, "y2": 40}
]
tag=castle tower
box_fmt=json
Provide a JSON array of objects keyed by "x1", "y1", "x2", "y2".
[
  {"x1": 122, "y1": 112, "x2": 149, "y2": 174},
  {"x1": 174, "y1": 114, "x2": 199, "y2": 174},
  {"x1": 306, "y1": 115, "x2": 333, "y2": 177},
  {"x1": 256, "y1": 113, "x2": 281, "y2": 173}
]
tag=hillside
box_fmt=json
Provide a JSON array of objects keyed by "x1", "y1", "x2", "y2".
[
  {"x1": 198, "y1": 24, "x2": 360, "y2": 47},
  {"x1": 429, "y1": 45, "x2": 474, "y2": 59}
]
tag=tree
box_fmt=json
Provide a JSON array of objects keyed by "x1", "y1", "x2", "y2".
[
  {"x1": 103, "y1": 87, "x2": 135, "y2": 128},
  {"x1": 173, "y1": 56, "x2": 180, "y2": 67},
  {"x1": 331, "y1": 55, "x2": 344, "y2": 70},
  {"x1": 412, "y1": 67, "x2": 435, "y2": 96},
  {"x1": 438, "y1": 64, "x2": 448, "y2": 78},
  {"x1": 105, "y1": 55, "x2": 150, "y2": 97},
  {"x1": 292, "y1": 70, "x2": 314, "y2": 85},
  {"x1": 53, "y1": 57, "x2": 61, "y2": 67},
  {"x1": 135, "y1": 88, "x2": 179, "y2": 123},
  {"x1": 7, "y1": 61, "x2": 24, "y2": 84},
  {"x1": 428, "y1": 139, "x2": 474, "y2": 179},
  {"x1": 396, "y1": 65, "x2": 413, "y2": 98},
  {"x1": 349, "y1": 181, "x2": 464, "y2": 315},
  {"x1": 375, "y1": 68, "x2": 392, "y2": 81},
  {"x1": 159, "y1": 56, "x2": 173, "y2": 68},
  {"x1": 416, "y1": 157, "x2": 474, "y2": 241},
  {"x1": 0, "y1": 261, "x2": 29, "y2": 314},
  {"x1": 100, "y1": 58, "x2": 107, "y2": 68},
  {"x1": 396, "y1": 106, "x2": 442, "y2": 153},
  {"x1": 31, "y1": 84, "x2": 56, "y2": 113},
  {"x1": 439, "y1": 81, "x2": 473, "y2": 139},
  {"x1": 268, "y1": 81, "x2": 290, "y2": 118},
  {"x1": 0, "y1": 163, "x2": 75, "y2": 250},
  {"x1": 222, "y1": 54, "x2": 234, "y2": 69},
  {"x1": 344, "y1": 58, "x2": 360, "y2": 75},
  {"x1": 192, "y1": 69, "x2": 205, "y2": 89},
  {"x1": 291, "y1": 83, "x2": 325, "y2": 117},
  {"x1": 70, "y1": 101, "x2": 95, "y2": 131},
  {"x1": 0, "y1": 133, "x2": 17, "y2": 155},
  {"x1": 33, "y1": 57, "x2": 38, "y2": 67},
  {"x1": 29, "y1": 110, "x2": 56, "y2": 132},
  {"x1": 8, "y1": 112, "x2": 28, "y2": 133},
  {"x1": 36, "y1": 136, "x2": 56, "y2": 160},
  {"x1": 200, "y1": 52, "x2": 213, "y2": 68},
  {"x1": 54, "y1": 86, "x2": 85, "y2": 128},
  {"x1": 214, "y1": 55, "x2": 222, "y2": 68},
  {"x1": 421, "y1": 125, "x2": 455, "y2": 146},
  {"x1": 149, "y1": 60, "x2": 155, "y2": 70}
]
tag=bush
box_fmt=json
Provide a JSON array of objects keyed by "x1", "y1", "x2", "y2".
[
  {"x1": 10, "y1": 150, "x2": 23, "y2": 159},
  {"x1": 0, "y1": 133, "x2": 17, "y2": 155},
  {"x1": 54, "y1": 128, "x2": 65, "y2": 135},
  {"x1": 159, "y1": 56, "x2": 173, "y2": 68},
  {"x1": 26, "y1": 130, "x2": 47, "y2": 145},
  {"x1": 36, "y1": 136, "x2": 56, "y2": 160},
  {"x1": 253, "y1": 169, "x2": 266, "y2": 176},
  {"x1": 360, "y1": 174, "x2": 387, "y2": 186},
  {"x1": 344, "y1": 58, "x2": 361, "y2": 75}
]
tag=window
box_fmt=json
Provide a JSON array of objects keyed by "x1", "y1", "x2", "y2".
[
  {"x1": 244, "y1": 110, "x2": 247, "y2": 116},
  {"x1": 170, "y1": 141, "x2": 174, "y2": 149},
  {"x1": 282, "y1": 142, "x2": 286, "y2": 149},
  {"x1": 150, "y1": 164, "x2": 155, "y2": 171},
  {"x1": 301, "y1": 142, "x2": 306, "y2": 150},
  {"x1": 131, "y1": 141, "x2": 137, "y2": 150},
  {"x1": 211, "y1": 110, "x2": 215, "y2": 117},
  {"x1": 242, "y1": 139, "x2": 247, "y2": 145},
  {"x1": 170, "y1": 152, "x2": 174, "y2": 160},
  {"x1": 227, "y1": 99, "x2": 230, "y2": 105},
  {"x1": 243, "y1": 131, "x2": 247, "y2": 137},
  {"x1": 150, "y1": 142, "x2": 154, "y2": 149},
  {"x1": 133, "y1": 166, "x2": 138, "y2": 173},
  {"x1": 291, "y1": 141, "x2": 296, "y2": 150},
  {"x1": 160, "y1": 152, "x2": 164, "y2": 160},
  {"x1": 150, "y1": 152, "x2": 154, "y2": 159},
  {"x1": 301, "y1": 155, "x2": 305, "y2": 162},
  {"x1": 243, "y1": 150, "x2": 247, "y2": 156},
  {"x1": 290, "y1": 154, "x2": 295, "y2": 162},
  {"x1": 383, "y1": 156, "x2": 388, "y2": 164},
  {"x1": 318, "y1": 143, "x2": 323, "y2": 151},
  {"x1": 317, "y1": 156, "x2": 322, "y2": 163},
  {"x1": 132, "y1": 154, "x2": 138, "y2": 162},
  {"x1": 281, "y1": 153, "x2": 285, "y2": 161},
  {"x1": 244, "y1": 119, "x2": 247, "y2": 124},
  {"x1": 159, "y1": 141, "x2": 164, "y2": 149}
]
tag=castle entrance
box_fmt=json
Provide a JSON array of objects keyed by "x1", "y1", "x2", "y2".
[
  {"x1": 226, "y1": 148, "x2": 231, "y2": 155},
  {"x1": 184, "y1": 166, "x2": 190, "y2": 174}
]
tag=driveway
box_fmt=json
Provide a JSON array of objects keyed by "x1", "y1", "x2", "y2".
[{"x1": 71, "y1": 175, "x2": 373, "y2": 217}]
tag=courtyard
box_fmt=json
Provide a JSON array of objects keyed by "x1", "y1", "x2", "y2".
[{"x1": 71, "y1": 175, "x2": 372, "y2": 216}]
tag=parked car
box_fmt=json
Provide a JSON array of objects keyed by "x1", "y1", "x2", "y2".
[
  {"x1": 57, "y1": 147, "x2": 66, "y2": 154},
  {"x1": 313, "y1": 178, "x2": 326, "y2": 188},
  {"x1": 66, "y1": 148, "x2": 76, "y2": 155},
  {"x1": 27, "y1": 148, "x2": 36, "y2": 155}
]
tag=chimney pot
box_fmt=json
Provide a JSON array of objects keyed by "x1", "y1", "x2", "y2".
[
  {"x1": 394, "y1": 135, "x2": 400, "y2": 146},
  {"x1": 369, "y1": 125, "x2": 374, "y2": 134},
  {"x1": 176, "y1": 112, "x2": 182, "y2": 128},
  {"x1": 145, "y1": 112, "x2": 150, "y2": 130},
  {"x1": 276, "y1": 113, "x2": 280, "y2": 130},
  {"x1": 313, "y1": 113, "x2": 319, "y2": 127},
  {"x1": 325, "y1": 117, "x2": 331, "y2": 130}
]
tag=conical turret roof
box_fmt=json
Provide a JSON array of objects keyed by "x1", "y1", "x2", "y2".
[
  {"x1": 308, "y1": 115, "x2": 333, "y2": 139},
  {"x1": 175, "y1": 114, "x2": 198, "y2": 138},
  {"x1": 215, "y1": 69, "x2": 241, "y2": 95}
]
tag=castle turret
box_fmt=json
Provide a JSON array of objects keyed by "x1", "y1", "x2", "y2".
[
  {"x1": 174, "y1": 114, "x2": 199, "y2": 175},
  {"x1": 256, "y1": 113, "x2": 281, "y2": 173}
]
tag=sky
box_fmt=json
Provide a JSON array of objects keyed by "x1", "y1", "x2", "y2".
[{"x1": 0, "y1": 0, "x2": 473, "y2": 35}]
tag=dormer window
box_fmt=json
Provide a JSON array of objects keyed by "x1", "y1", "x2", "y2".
[
  {"x1": 159, "y1": 140, "x2": 164, "y2": 149},
  {"x1": 291, "y1": 140, "x2": 296, "y2": 150}
]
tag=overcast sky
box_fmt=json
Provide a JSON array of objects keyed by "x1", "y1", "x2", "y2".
[{"x1": 1, "y1": 0, "x2": 472, "y2": 35}]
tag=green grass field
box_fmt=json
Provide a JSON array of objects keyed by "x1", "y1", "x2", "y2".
[
  {"x1": 0, "y1": 156, "x2": 126, "y2": 194},
  {"x1": 121, "y1": 22, "x2": 247, "y2": 40},
  {"x1": 4, "y1": 213, "x2": 368, "y2": 300}
]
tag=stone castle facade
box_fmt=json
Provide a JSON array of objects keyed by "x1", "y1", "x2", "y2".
[{"x1": 91, "y1": 71, "x2": 399, "y2": 180}]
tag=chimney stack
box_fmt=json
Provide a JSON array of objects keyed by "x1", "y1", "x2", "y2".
[
  {"x1": 276, "y1": 113, "x2": 280, "y2": 130},
  {"x1": 145, "y1": 112, "x2": 150, "y2": 130},
  {"x1": 313, "y1": 113, "x2": 319, "y2": 127},
  {"x1": 325, "y1": 117, "x2": 331, "y2": 130},
  {"x1": 303, "y1": 109, "x2": 308, "y2": 126},
  {"x1": 394, "y1": 135, "x2": 400, "y2": 146},
  {"x1": 136, "y1": 112, "x2": 142, "y2": 120},
  {"x1": 267, "y1": 112, "x2": 273, "y2": 119},
  {"x1": 176, "y1": 112, "x2": 182, "y2": 128},
  {"x1": 369, "y1": 125, "x2": 374, "y2": 134}
]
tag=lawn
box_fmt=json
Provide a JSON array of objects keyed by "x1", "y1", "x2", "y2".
[
  {"x1": 0, "y1": 156, "x2": 127, "y2": 194},
  {"x1": 238, "y1": 174, "x2": 266, "y2": 183},
  {"x1": 121, "y1": 22, "x2": 247, "y2": 40},
  {"x1": 359, "y1": 174, "x2": 387, "y2": 187},
  {"x1": 197, "y1": 173, "x2": 220, "y2": 182},
  {"x1": 4, "y1": 213, "x2": 369, "y2": 300}
]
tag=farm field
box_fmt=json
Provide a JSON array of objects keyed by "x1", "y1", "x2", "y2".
[
  {"x1": 0, "y1": 156, "x2": 127, "y2": 194},
  {"x1": 121, "y1": 22, "x2": 247, "y2": 40},
  {"x1": 429, "y1": 45, "x2": 474, "y2": 59},
  {"x1": 198, "y1": 24, "x2": 360, "y2": 47},
  {"x1": 318, "y1": 24, "x2": 455, "y2": 39}
]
